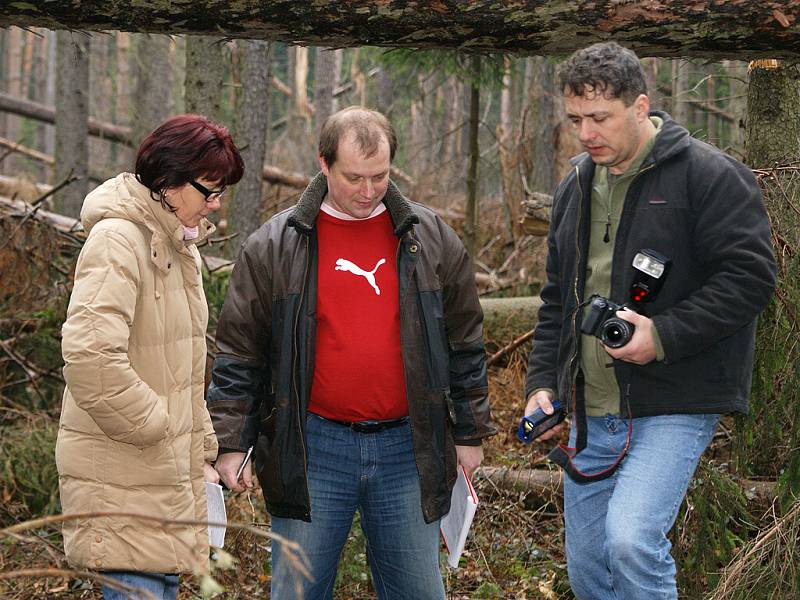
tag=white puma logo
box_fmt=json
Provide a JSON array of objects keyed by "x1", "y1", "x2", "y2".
[{"x1": 335, "y1": 257, "x2": 386, "y2": 295}]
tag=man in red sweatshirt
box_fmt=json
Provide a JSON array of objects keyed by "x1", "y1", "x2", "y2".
[{"x1": 209, "y1": 106, "x2": 496, "y2": 599}]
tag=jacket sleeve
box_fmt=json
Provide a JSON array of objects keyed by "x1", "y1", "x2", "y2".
[
  {"x1": 440, "y1": 225, "x2": 497, "y2": 444},
  {"x1": 61, "y1": 228, "x2": 168, "y2": 448},
  {"x1": 207, "y1": 236, "x2": 272, "y2": 452},
  {"x1": 202, "y1": 406, "x2": 219, "y2": 462},
  {"x1": 652, "y1": 158, "x2": 776, "y2": 363},
  {"x1": 525, "y1": 186, "x2": 566, "y2": 399}
]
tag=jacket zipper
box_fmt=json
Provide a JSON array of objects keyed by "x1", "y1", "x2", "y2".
[
  {"x1": 609, "y1": 162, "x2": 656, "y2": 403},
  {"x1": 565, "y1": 165, "x2": 584, "y2": 396},
  {"x1": 293, "y1": 234, "x2": 310, "y2": 517}
]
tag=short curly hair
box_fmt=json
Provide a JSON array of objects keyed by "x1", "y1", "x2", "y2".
[{"x1": 558, "y1": 42, "x2": 647, "y2": 106}]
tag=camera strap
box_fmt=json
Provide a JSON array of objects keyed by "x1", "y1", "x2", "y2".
[{"x1": 547, "y1": 381, "x2": 633, "y2": 483}]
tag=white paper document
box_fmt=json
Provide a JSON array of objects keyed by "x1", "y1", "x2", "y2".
[
  {"x1": 205, "y1": 482, "x2": 227, "y2": 549},
  {"x1": 440, "y1": 466, "x2": 478, "y2": 568}
]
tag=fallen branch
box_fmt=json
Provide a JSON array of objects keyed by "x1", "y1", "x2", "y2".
[{"x1": 487, "y1": 329, "x2": 535, "y2": 367}]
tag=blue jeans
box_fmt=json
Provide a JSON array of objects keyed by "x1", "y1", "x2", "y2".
[
  {"x1": 270, "y1": 413, "x2": 445, "y2": 600},
  {"x1": 564, "y1": 413, "x2": 719, "y2": 600},
  {"x1": 101, "y1": 572, "x2": 179, "y2": 600}
]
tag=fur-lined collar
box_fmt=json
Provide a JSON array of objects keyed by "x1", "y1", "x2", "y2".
[{"x1": 287, "y1": 171, "x2": 419, "y2": 236}]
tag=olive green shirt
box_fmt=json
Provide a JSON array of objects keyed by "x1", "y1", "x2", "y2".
[{"x1": 581, "y1": 116, "x2": 664, "y2": 416}]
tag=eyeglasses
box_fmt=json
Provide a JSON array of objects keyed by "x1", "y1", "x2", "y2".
[{"x1": 190, "y1": 180, "x2": 227, "y2": 202}]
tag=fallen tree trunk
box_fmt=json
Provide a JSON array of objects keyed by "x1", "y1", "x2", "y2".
[
  {"x1": 263, "y1": 163, "x2": 416, "y2": 190},
  {"x1": 1, "y1": 2, "x2": 798, "y2": 59},
  {"x1": 0, "y1": 92, "x2": 131, "y2": 145},
  {"x1": 476, "y1": 466, "x2": 777, "y2": 504},
  {"x1": 481, "y1": 296, "x2": 540, "y2": 350}
]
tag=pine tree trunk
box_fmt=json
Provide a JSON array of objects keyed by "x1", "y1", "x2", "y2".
[
  {"x1": 671, "y1": 59, "x2": 690, "y2": 124},
  {"x1": 313, "y1": 47, "x2": 337, "y2": 170},
  {"x1": 54, "y1": 30, "x2": 89, "y2": 217},
  {"x1": 643, "y1": 58, "x2": 662, "y2": 111},
  {"x1": 44, "y1": 29, "x2": 56, "y2": 159},
  {"x1": 528, "y1": 57, "x2": 558, "y2": 196},
  {"x1": 705, "y1": 64, "x2": 718, "y2": 145},
  {"x1": 464, "y1": 56, "x2": 480, "y2": 262},
  {"x1": 740, "y1": 60, "x2": 800, "y2": 505},
  {"x1": 724, "y1": 60, "x2": 747, "y2": 158},
  {"x1": 114, "y1": 32, "x2": 133, "y2": 172},
  {"x1": 89, "y1": 33, "x2": 113, "y2": 176},
  {"x1": 231, "y1": 40, "x2": 273, "y2": 251},
  {"x1": 4, "y1": 27, "x2": 23, "y2": 174},
  {"x1": 132, "y1": 34, "x2": 172, "y2": 148},
  {"x1": 184, "y1": 35, "x2": 227, "y2": 125},
  {"x1": 376, "y1": 66, "x2": 393, "y2": 116}
]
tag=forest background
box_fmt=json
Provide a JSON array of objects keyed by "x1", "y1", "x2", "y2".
[{"x1": 0, "y1": 25, "x2": 798, "y2": 600}]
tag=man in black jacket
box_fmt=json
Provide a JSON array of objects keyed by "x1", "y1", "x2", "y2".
[
  {"x1": 209, "y1": 106, "x2": 496, "y2": 599},
  {"x1": 521, "y1": 43, "x2": 775, "y2": 599}
]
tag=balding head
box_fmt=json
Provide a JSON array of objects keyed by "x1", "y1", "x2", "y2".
[{"x1": 318, "y1": 106, "x2": 397, "y2": 169}]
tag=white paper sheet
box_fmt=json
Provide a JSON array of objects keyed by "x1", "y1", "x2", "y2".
[
  {"x1": 205, "y1": 482, "x2": 227, "y2": 549},
  {"x1": 440, "y1": 466, "x2": 478, "y2": 568}
]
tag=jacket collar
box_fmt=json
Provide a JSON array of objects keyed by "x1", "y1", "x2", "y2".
[
  {"x1": 121, "y1": 174, "x2": 215, "y2": 273},
  {"x1": 287, "y1": 171, "x2": 420, "y2": 236}
]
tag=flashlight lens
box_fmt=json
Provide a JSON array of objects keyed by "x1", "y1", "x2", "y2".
[{"x1": 633, "y1": 252, "x2": 664, "y2": 278}]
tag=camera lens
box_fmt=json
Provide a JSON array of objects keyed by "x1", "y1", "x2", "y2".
[{"x1": 601, "y1": 318, "x2": 634, "y2": 348}]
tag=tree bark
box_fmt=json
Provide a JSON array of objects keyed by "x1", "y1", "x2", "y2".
[
  {"x1": 643, "y1": 58, "x2": 662, "y2": 111},
  {"x1": 131, "y1": 34, "x2": 172, "y2": 148},
  {"x1": 705, "y1": 63, "x2": 718, "y2": 145},
  {"x1": 740, "y1": 60, "x2": 800, "y2": 505},
  {"x1": 671, "y1": 59, "x2": 691, "y2": 125},
  {"x1": 54, "y1": 31, "x2": 89, "y2": 217},
  {"x1": 463, "y1": 57, "x2": 480, "y2": 262},
  {"x1": 185, "y1": 35, "x2": 227, "y2": 126},
  {"x1": 376, "y1": 65, "x2": 393, "y2": 116},
  {"x1": 745, "y1": 62, "x2": 800, "y2": 165},
  {"x1": 313, "y1": 47, "x2": 337, "y2": 169},
  {"x1": 527, "y1": 57, "x2": 559, "y2": 196},
  {"x1": 89, "y1": 33, "x2": 113, "y2": 175},
  {"x1": 3, "y1": 26, "x2": 23, "y2": 174},
  {"x1": 724, "y1": 60, "x2": 748, "y2": 158},
  {"x1": 114, "y1": 32, "x2": 133, "y2": 171},
  {"x1": 232, "y1": 40, "x2": 273, "y2": 249},
  {"x1": 2, "y1": 2, "x2": 799, "y2": 59}
]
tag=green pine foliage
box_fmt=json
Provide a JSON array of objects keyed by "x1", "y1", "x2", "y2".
[
  {"x1": 673, "y1": 461, "x2": 755, "y2": 597},
  {"x1": 734, "y1": 164, "x2": 800, "y2": 506}
]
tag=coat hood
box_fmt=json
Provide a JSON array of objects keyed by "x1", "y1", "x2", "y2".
[{"x1": 80, "y1": 173, "x2": 215, "y2": 251}]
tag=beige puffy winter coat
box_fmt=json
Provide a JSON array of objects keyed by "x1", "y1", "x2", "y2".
[{"x1": 56, "y1": 173, "x2": 218, "y2": 573}]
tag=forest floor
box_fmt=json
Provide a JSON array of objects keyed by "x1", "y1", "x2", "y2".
[{"x1": 1, "y1": 355, "x2": 577, "y2": 600}]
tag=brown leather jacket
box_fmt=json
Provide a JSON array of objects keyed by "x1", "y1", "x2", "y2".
[{"x1": 208, "y1": 173, "x2": 496, "y2": 523}]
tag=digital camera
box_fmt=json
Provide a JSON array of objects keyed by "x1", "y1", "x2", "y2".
[
  {"x1": 580, "y1": 296, "x2": 634, "y2": 348},
  {"x1": 580, "y1": 249, "x2": 671, "y2": 349}
]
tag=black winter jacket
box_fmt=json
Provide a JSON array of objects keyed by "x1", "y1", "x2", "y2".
[
  {"x1": 525, "y1": 112, "x2": 776, "y2": 417},
  {"x1": 208, "y1": 173, "x2": 496, "y2": 523}
]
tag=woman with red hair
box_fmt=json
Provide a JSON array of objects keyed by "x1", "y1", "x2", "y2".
[{"x1": 56, "y1": 115, "x2": 243, "y2": 599}]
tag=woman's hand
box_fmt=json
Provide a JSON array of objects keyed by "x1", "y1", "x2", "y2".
[{"x1": 203, "y1": 461, "x2": 220, "y2": 484}]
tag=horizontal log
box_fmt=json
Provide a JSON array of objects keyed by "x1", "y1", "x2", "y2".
[
  {"x1": 476, "y1": 466, "x2": 777, "y2": 504},
  {"x1": 1, "y1": 1, "x2": 798, "y2": 59},
  {"x1": 0, "y1": 92, "x2": 132, "y2": 145}
]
